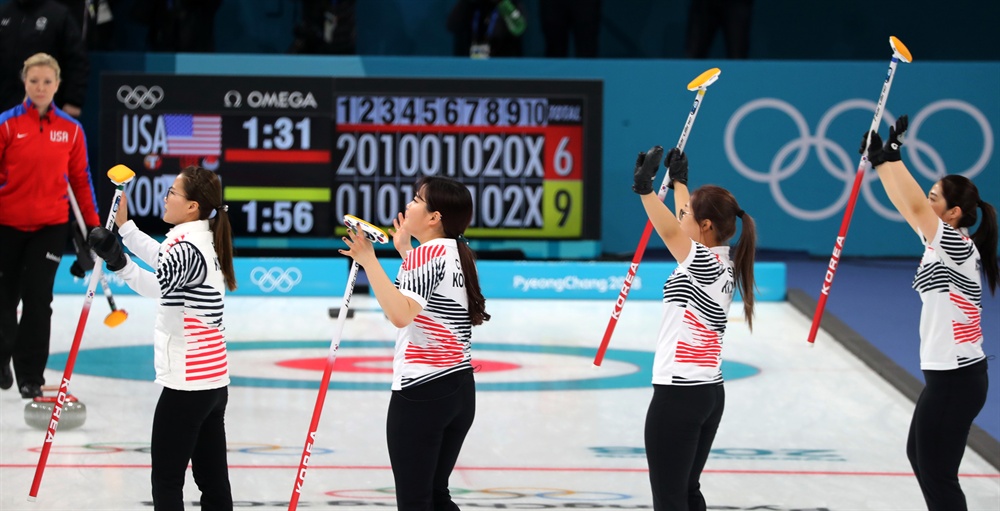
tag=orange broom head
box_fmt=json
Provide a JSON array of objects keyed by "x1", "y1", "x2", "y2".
[
  {"x1": 890, "y1": 36, "x2": 913, "y2": 63},
  {"x1": 104, "y1": 309, "x2": 128, "y2": 327},
  {"x1": 107, "y1": 164, "x2": 136, "y2": 185},
  {"x1": 687, "y1": 68, "x2": 721, "y2": 91}
]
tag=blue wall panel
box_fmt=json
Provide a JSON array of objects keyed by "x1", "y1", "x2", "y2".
[{"x1": 144, "y1": 54, "x2": 998, "y2": 257}]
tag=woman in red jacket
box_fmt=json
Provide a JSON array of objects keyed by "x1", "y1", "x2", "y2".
[{"x1": 0, "y1": 52, "x2": 99, "y2": 399}]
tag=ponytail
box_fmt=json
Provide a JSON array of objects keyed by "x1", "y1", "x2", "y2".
[
  {"x1": 211, "y1": 206, "x2": 237, "y2": 292},
  {"x1": 458, "y1": 242, "x2": 490, "y2": 326},
  {"x1": 973, "y1": 199, "x2": 998, "y2": 295},
  {"x1": 180, "y1": 166, "x2": 237, "y2": 291},
  {"x1": 690, "y1": 185, "x2": 757, "y2": 330},
  {"x1": 941, "y1": 175, "x2": 997, "y2": 295},
  {"x1": 733, "y1": 212, "x2": 757, "y2": 331},
  {"x1": 416, "y1": 175, "x2": 490, "y2": 325}
]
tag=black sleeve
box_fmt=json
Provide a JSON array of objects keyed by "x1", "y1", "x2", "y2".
[{"x1": 57, "y1": 11, "x2": 89, "y2": 108}]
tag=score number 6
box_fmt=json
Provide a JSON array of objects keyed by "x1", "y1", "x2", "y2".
[{"x1": 553, "y1": 136, "x2": 574, "y2": 177}]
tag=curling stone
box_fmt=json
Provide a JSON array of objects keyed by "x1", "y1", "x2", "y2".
[{"x1": 24, "y1": 393, "x2": 87, "y2": 431}]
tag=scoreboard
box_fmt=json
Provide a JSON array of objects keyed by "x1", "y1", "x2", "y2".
[{"x1": 100, "y1": 75, "x2": 602, "y2": 248}]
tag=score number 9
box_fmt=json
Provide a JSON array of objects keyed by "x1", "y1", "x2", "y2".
[{"x1": 554, "y1": 189, "x2": 572, "y2": 227}]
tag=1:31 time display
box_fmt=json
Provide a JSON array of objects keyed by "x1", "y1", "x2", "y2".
[{"x1": 241, "y1": 117, "x2": 311, "y2": 150}]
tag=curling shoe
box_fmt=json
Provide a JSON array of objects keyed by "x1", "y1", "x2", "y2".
[
  {"x1": 0, "y1": 361, "x2": 12, "y2": 390},
  {"x1": 19, "y1": 383, "x2": 42, "y2": 399}
]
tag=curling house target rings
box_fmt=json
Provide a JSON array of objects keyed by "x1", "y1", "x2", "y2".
[{"x1": 49, "y1": 340, "x2": 759, "y2": 391}]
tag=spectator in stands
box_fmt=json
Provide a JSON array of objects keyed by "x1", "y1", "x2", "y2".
[
  {"x1": 0, "y1": 0, "x2": 89, "y2": 115},
  {"x1": 288, "y1": 0, "x2": 356, "y2": 55},
  {"x1": 447, "y1": 0, "x2": 526, "y2": 58},
  {"x1": 131, "y1": 0, "x2": 222, "y2": 52},
  {"x1": 539, "y1": 0, "x2": 600, "y2": 58},
  {"x1": 57, "y1": 0, "x2": 118, "y2": 50},
  {"x1": 685, "y1": 0, "x2": 753, "y2": 59}
]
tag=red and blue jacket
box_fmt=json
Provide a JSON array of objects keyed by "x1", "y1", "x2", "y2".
[{"x1": 0, "y1": 99, "x2": 99, "y2": 231}]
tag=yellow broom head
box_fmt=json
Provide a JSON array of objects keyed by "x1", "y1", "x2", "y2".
[{"x1": 687, "y1": 68, "x2": 721, "y2": 91}]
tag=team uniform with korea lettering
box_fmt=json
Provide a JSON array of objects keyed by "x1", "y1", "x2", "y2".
[
  {"x1": 110, "y1": 217, "x2": 232, "y2": 508},
  {"x1": 653, "y1": 242, "x2": 734, "y2": 386},
  {"x1": 904, "y1": 208, "x2": 990, "y2": 511},
  {"x1": 392, "y1": 238, "x2": 473, "y2": 390},
  {"x1": 385, "y1": 237, "x2": 477, "y2": 510},
  {"x1": 114, "y1": 219, "x2": 230, "y2": 390},
  {"x1": 645, "y1": 240, "x2": 734, "y2": 510},
  {"x1": 911, "y1": 221, "x2": 986, "y2": 370}
]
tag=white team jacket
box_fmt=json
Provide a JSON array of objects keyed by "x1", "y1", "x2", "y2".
[{"x1": 115, "y1": 219, "x2": 230, "y2": 391}]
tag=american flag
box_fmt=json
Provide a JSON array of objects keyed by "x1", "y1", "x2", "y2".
[{"x1": 164, "y1": 114, "x2": 221, "y2": 156}]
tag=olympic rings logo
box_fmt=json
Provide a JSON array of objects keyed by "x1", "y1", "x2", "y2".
[
  {"x1": 116, "y1": 85, "x2": 165, "y2": 110},
  {"x1": 250, "y1": 266, "x2": 303, "y2": 293},
  {"x1": 724, "y1": 98, "x2": 993, "y2": 221},
  {"x1": 325, "y1": 487, "x2": 631, "y2": 501}
]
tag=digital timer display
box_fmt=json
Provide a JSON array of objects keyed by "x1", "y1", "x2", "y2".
[{"x1": 100, "y1": 75, "x2": 602, "y2": 248}]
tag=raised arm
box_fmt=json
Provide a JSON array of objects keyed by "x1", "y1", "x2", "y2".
[
  {"x1": 864, "y1": 116, "x2": 941, "y2": 239},
  {"x1": 667, "y1": 147, "x2": 691, "y2": 236},
  {"x1": 116, "y1": 195, "x2": 161, "y2": 266},
  {"x1": 632, "y1": 146, "x2": 694, "y2": 262}
]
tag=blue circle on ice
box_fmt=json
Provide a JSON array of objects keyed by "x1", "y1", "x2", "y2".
[{"x1": 49, "y1": 340, "x2": 759, "y2": 391}]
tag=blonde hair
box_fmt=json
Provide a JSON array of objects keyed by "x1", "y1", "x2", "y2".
[{"x1": 21, "y1": 53, "x2": 61, "y2": 82}]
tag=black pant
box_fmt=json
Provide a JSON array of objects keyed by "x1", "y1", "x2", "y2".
[
  {"x1": 539, "y1": 0, "x2": 601, "y2": 58},
  {"x1": 684, "y1": 0, "x2": 753, "y2": 59},
  {"x1": 151, "y1": 386, "x2": 232, "y2": 511},
  {"x1": 645, "y1": 383, "x2": 725, "y2": 511},
  {"x1": 0, "y1": 223, "x2": 69, "y2": 389},
  {"x1": 387, "y1": 370, "x2": 475, "y2": 511},
  {"x1": 907, "y1": 359, "x2": 988, "y2": 511}
]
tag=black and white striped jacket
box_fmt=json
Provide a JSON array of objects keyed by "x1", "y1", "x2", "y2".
[
  {"x1": 116, "y1": 219, "x2": 230, "y2": 390},
  {"x1": 912, "y1": 221, "x2": 985, "y2": 370}
]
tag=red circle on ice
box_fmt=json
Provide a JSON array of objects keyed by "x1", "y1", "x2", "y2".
[{"x1": 276, "y1": 356, "x2": 520, "y2": 373}]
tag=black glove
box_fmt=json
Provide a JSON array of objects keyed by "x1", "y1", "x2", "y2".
[
  {"x1": 69, "y1": 220, "x2": 94, "y2": 278},
  {"x1": 87, "y1": 227, "x2": 127, "y2": 272},
  {"x1": 69, "y1": 259, "x2": 89, "y2": 278},
  {"x1": 861, "y1": 130, "x2": 886, "y2": 167},
  {"x1": 632, "y1": 145, "x2": 664, "y2": 195},
  {"x1": 665, "y1": 147, "x2": 688, "y2": 189},
  {"x1": 883, "y1": 114, "x2": 908, "y2": 162},
  {"x1": 861, "y1": 115, "x2": 908, "y2": 167}
]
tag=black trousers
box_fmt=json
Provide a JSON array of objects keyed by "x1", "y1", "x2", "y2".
[
  {"x1": 645, "y1": 383, "x2": 725, "y2": 511},
  {"x1": 538, "y1": 0, "x2": 601, "y2": 58},
  {"x1": 150, "y1": 386, "x2": 232, "y2": 511},
  {"x1": 0, "y1": 223, "x2": 69, "y2": 389},
  {"x1": 684, "y1": 0, "x2": 754, "y2": 59},
  {"x1": 907, "y1": 359, "x2": 988, "y2": 511},
  {"x1": 387, "y1": 370, "x2": 475, "y2": 511}
]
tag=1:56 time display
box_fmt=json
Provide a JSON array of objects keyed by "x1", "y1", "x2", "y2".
[{"x1": 240, "y1": 200, "x2": 315, "y2": 234}]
